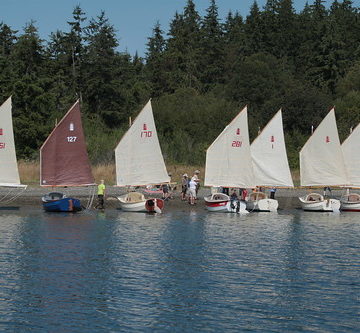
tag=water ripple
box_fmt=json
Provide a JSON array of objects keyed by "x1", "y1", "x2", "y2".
[{"x1": 0, "y1": 209, "x2": 359, "y2": 331}]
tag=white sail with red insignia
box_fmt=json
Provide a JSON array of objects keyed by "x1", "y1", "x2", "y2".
[
  {"x1": 205, "y1": 106, "x2": 256, "y2": 188},
  {"x1": 251, "y1": 110, "x2": 293, "y2": 187},
  {"x1": 300, "y1": 109, "x2": 348, "y2": 187},
  {"x1": 0, "y1": 97, "x2": 26, "y2": 187},
  {"x1": 342, "y1": 123, "x2": 360, "y2": 187},
  {"x1": 115, "y1": 100, "x2": 169, "y2": 186}
]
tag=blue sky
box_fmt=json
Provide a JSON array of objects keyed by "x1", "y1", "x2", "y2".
[{"x1": 0, "y1": 0, "x2": 337, "y2": 56}]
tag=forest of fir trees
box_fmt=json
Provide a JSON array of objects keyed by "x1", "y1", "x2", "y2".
[{"x1": 0, "y1": 0, "x2": 360, "y2": 169}]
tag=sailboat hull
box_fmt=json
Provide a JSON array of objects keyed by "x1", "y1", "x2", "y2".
[
  {"x1": 117, "y1": 193, "x2": 164, "y2": 213},
  {"x1": 204, "y1": 194, "x2": 248, "y2": 213},
  {"x1": 340, "y1": 202, "x2": 360, "y2": 211},
  {"x1": 299, "y1": 195, "x2": 340, "y2": 212},
  {"x1": 43, "y1": 198, "x2": 82, "y2": 212},
  {"x1": 340, "y1": 195, "x2": 360, "y2": 211},
  {"x1": 246, "y1": 198, "x2": 278, "y2": 212}
]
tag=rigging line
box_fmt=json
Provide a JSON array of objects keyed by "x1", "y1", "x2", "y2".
[
  {"x1": 0, "y1": 187, "x2": 27, "y2": 204},
  {"x1": 85, "y1": 185, "x2": 96, "y2": 210},
  {"x1": 4, "y1": 187, "x2": 28, "y2": 204},
  {"x1": 0, "y1": 187, "x2": 14, "y2": 202}
]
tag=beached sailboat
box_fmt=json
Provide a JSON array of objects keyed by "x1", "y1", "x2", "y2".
[
  {"x1": 0, "y1": 97, "x2": 27, "y2": 196},
  {"x1": 40, "y1": 100, "x2": 95, "y2": 212},
  {"x1": 114, "y1": 100, "x2": 169, "y2": 213},
  {"x1": 341, "y1": 123, "x2": 360, "y2": 211},
  {"x1": 204, "y1": 106, "x2": 256, "y2": 213},
  {"x1": 299, "y1": 109, "x2": 348, "y2": 212},
  {"x1": 248, "y1": 110, "x2": 294, "y2": 211}
]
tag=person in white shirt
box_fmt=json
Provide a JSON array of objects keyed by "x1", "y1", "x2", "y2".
[
  {"x1": 191, "y1": 170, "x2": 200, "y2": 198},
  {"x1": 188, "y1": 179, "x2": 197, "y2": 205}
]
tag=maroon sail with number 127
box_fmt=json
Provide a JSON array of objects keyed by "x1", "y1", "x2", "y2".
[{"x1": 40, "y1": 100, "x2": 94, "y2": 187}]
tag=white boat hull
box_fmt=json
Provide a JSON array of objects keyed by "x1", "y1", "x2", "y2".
[
  {"x1": 340, "y1": 200, "x2": 360, "y2": 212},
  {"x1": 204, "y1": 194, "x2": 248, "y2": 213},
  {"x1": 340, "y1": 193, "x2": 360, "y2": 211},
  {"x1": 341, "y1": 201, "x2": 360, "y2": 211},
  {"x1": 299, "y1": 196, "x2": 340, "y2": 212},
  {"x1": 246, "y1": 198, "x2": 278, "y2": 212},
  {"x1": 118, "y1": 197, "x2": 147, "y2": 212}
]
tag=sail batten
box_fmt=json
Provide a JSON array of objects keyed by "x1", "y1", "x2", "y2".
[
  {"x1": 205, "y1": 106, "x2": 256, "y2": 188},
  {"x1": 115, "y1": 100, "x2": 169, "y2": 186},
  {"x1": 40, "y1": 101, "x2": 94, "y2": 187},
  {"x1": 300, "y1": 109, "x2": 348, "y2": 187},
  {"x1": 0, "y1": 97, "x2": 24, "y2": 187},
  {"x1": 251, "y1": 110, "x2": 294, "y2": 187},
  {"x1": 342, "y1": 123, "x2": 360, "y2": 187}
]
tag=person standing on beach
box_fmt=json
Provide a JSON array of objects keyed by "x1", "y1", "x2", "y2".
[
  {"x1": 191, "y1": 170, "x2": 201, "y2": 198},
  {"x1": 161, "y1": 183, "x2": 170, "y2": 200},
  {"x1": 96, "y1": 180, "x2": 106, "y2": 209},
  {"x1": 189, "y1": 178, "x2": 197, "y2": 205},
  {"x1": 181, "y1": 174, "x2": 188, "y2": 201}
]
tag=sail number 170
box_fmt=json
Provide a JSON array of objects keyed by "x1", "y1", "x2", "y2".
[{"x1": 67, "y1": 136, "x2": 77, "y2": 142}]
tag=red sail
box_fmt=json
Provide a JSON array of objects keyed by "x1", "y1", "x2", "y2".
[{"x1": 40, "y1": 100, "x2": 94, "y2": 186}]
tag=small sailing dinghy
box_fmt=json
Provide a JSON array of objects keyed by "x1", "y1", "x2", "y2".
[
  {"x1": 341, "y1": 123, "x2": 360, "y2": 211},
  {"x1": 204, "y1": 106, "x2": 256, "y2": 213},
  {"x1": 299, "y1": 109, "x2": 348, "y2": 212},
  {"x1": 248, "y1": 110, "x2": 294, "y2": 211},
  {"x1": 0, "y1": 97, "x2": 27, "y2": 204},
  {"x1": 114, "y1": 100, "x2": 169, "y2": 213},
  {"x1": 40, "y1": 100, "x2": 95, "y2": 212}
]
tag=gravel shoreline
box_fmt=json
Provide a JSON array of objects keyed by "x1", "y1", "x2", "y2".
[{"x1": 0, "y1": 185, "x2": 346, "y2": 210}]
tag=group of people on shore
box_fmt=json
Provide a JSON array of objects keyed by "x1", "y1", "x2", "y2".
[{"x1": 180, "y1": 170, "x2": 201, "y2": 205}]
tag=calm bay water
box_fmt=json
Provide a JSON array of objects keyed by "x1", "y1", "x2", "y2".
[{"x1": 0, "y1": 208, "x2": 359, "y2": 332}]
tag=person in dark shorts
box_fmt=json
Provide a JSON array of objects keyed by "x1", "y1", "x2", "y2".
[
  {"x1": 161, "y1": 183, "x2": 170, "y2": 200},
  {"x1": 181, "y1": 173, "x2": 188, "y2": 201}
]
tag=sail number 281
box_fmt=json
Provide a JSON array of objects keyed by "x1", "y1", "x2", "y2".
[
  {"x1": 67, "y1": 136, "x2": 77, "y2": 142},
  {"x1": 232, "y1": 140, "x2": 242, "y2": 147}
]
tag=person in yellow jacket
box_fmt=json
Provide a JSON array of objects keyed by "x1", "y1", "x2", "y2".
[{"x1": 95, "y1": 180, "x2": 106, "y2": 209}]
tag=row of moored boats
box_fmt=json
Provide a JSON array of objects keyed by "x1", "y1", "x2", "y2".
[{"x1": 0, "y1": 97, "x2": 358, "y2": 213}]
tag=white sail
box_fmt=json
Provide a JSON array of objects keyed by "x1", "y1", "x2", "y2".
[
  {"x1": 251, "y1": 110, "x2": 293, "y2": 187},
  {"x1": 342, "y1": 123, "x2": 360, "y2": 187},
  {"x1": 0, "y1": 97, "x2": 25, "y2": 187},
  {"x1": 115, "y1": 100, "x2": 170, "y2": 186},
  {"x1": 300, "y1": 109, "x2": 348, "y2": 187},
  {"x1": 205, "y1": 106, "x2": 256, "y2": 188}
]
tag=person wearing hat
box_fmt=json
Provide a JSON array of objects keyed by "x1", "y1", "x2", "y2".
[
  {"x1": 191, "y1": 170, "x2": 201, "y2": 198},
  {"x1": 181, "y1": 173, "x2": 188, "y2": 201}
]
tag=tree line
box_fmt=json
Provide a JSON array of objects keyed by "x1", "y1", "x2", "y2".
[{"x1": 0, "y1": 0, "x2": 359, "y2": 168}]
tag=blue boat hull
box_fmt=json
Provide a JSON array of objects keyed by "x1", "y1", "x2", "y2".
[{"x1": 43, "y1": 198, "x2": 82, "y2": 212}]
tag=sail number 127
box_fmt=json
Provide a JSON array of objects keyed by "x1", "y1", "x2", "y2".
[{"x1": 67, "y1": 136, "x2": 77, "y2": 142}]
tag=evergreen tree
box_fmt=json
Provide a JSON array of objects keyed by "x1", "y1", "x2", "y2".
[
  {"x1": 276, "y1": 0, "x2": 297, "y2": 59},
  {"x1": 145, "y1": 21, "x2": 166, "y2": 96},
  {"x1": 199, "y1": 0, "x2": 225, "y2": 90},
  {"x1": 83, "y1": 11, "x2": 121, "y2": 125},
  {"x1": 223, "y1": 11, "x2": 246, "y2": 82},
  {"x1": 0, "y1": 23, "x2": 17, "y2": 100},
  {"x1": 10, "y1": 22, "x2": 54, "y2": 158},
  {"x1": 244, "y1": 1, "x2": 264, "y2": 55},
  {"x1": 65, "y1": 5, "x2": 86, "y2": 98},
  {"x1": 164, "y1": 1, "x2": 202, "y2": 90}
]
